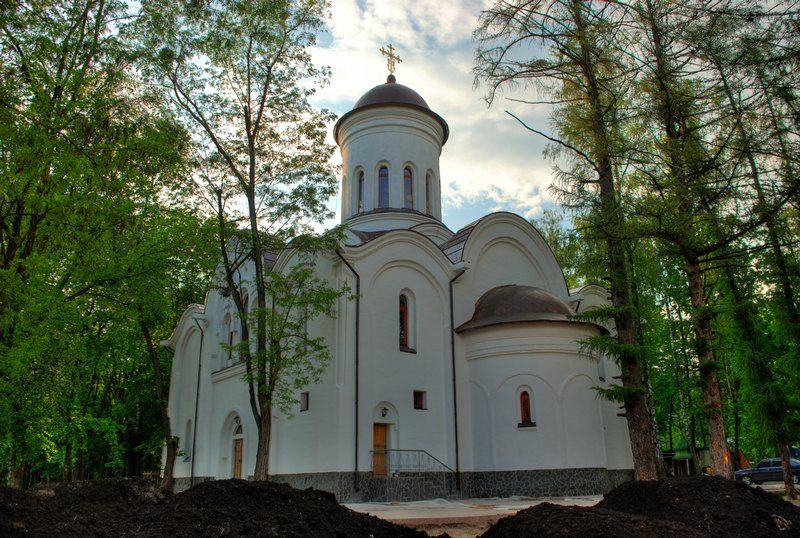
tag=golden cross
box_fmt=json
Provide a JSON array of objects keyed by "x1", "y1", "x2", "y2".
[{"x1": 379, "y1": 44, "x2": 402, "y2": 75}]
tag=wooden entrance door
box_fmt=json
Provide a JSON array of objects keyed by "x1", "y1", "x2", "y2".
[
  {"x1": 372, "y1": 423, "x2": 388, "y2": 476},
  {"x1": 232, "y1": 438, "x2": 243, "y2": 479}
]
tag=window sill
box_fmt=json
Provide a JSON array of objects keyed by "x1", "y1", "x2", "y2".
[
  {"x1": 400, "y1": 346, "x2": 417, "y2": 354},
  {"x1": 517, "y1": 421, "x2": 537, "y2": 429},
  {"x1": 414, "y1": 407, "x2": 428, "y2": 411}
]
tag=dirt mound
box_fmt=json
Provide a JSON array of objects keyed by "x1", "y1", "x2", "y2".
[
  {"x1": 152, "y1": 479, "x2": 426, "y2": 537},
  {"x1": 2, "y1": 478, "x2": 166, "y2": 536},
  {"x1": 481, "y1": 476, "x2": 800, "y2": 537},
  {"x1": 596, "y1": 476, "x2": 800, "y2": 536},
  {"x1": 482, "y1": 503, "x2": 701, "y2": 537},
  {"x1": 0, "y1": 478, "x2": 425, "y2": 537}
]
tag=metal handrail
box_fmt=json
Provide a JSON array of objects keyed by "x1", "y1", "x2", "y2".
[
  {"x1": 371, "y1": 449, "x2": 456, "y2": 474},
  {"x1": 369, "y1": 448, "x2": 459, "y2": 500}
]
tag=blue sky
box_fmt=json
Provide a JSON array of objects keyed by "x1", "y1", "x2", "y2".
[{"x1": 309, "y1": 0, "x2": 559, "y2": 232}]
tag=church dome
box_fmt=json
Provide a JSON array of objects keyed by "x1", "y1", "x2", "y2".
[
  {"x1": 354, "y1": 76, "x2": 430, "y2": 109},
  {"x1": 455, "y1": 285, "x2": 573, "y2": 333},
  {"x1": 333, "y1": 75, "x2": 449, "y2": 145}
]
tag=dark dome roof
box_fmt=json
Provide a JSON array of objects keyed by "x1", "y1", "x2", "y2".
[
  {"x1": 354, "y1": 78, "x2": 430, "y2": 109},
  {"x1": 455, "y1": 285, "x2": 574, "y2": 333},
  {"x1": 333, "y1": 76, "x2": 449, "y2": 145}
]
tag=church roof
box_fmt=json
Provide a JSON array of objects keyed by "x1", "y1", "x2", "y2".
[
  {"x1": 354, "y1": 76, "x2": 430, "y2": 109},
  {"x1": 439, "y1": 216, "x2": 483, "y2": 263},
  {"x1": 333, "y1": 76, "x2": 449, "y2": 145},
  {"x1": 455, "y1": 285, "x2": 575, "y2": 333}
]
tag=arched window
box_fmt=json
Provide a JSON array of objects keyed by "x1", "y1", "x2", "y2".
[
  {"x1": 222, "y1": 313, "x2": 234, "y2": 368},
  {"x1": 404, "y1": 167, "x2": 414, "y2": 209},
  {"x1": 378, "y1": 166, "x2": 389, "y2": 208},
  {"x1": 399, "y1": 291, "x2": 416, "y2": 352},
  {"x1": 399, "y1": 294, "x2": 409, "y2": 348},
  {"x1": 183, "y1": 419, "x2": 193, "y2": 461},
  {"x1": 519, "y1": 391, "x2": 535, "y2": 427},
  {"x1": 227, "y1": 329, "x2": 236, "y2": 365},
  {"x1": 357, "y1": 170, "x2": 365, "y2": 212},
  {"x1": 425, "y1": 173, "x2": 433, "y2": 215},
  {"x1": 240, "y1": 291, "x2": 248, "y2": 345}
]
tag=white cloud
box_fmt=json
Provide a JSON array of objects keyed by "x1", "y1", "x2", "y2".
[{"x1": 311, "y1": 0, "x2": 561, "y2": 231}]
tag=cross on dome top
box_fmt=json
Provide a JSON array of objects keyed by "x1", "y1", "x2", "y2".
[{"x1": 380, "y1": 43, "x2": 402, "y2": 82}]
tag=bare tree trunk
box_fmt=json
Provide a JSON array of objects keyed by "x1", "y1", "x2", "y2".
[
  {"x1": 162, "y1": 439, "x2": 178, "y2": 491},
  {"x1": 140, "y1": 320, "x2": 177, "y2": 492},
  {"x1": 64, "y1": 439, "x2": 73, "y2": 482},
  {"x1": 779, "y1": 443, "x2": 797, "y2": 499},
  {"x1": 253, "y1": 398, "x2": 271, "y2": 480},
  {"x1": 600, "y1": 160, "x2": 662, "y2": 481},
  {"x1": 8, "y1": 453, "x2": 25, "y2": 489},
  {"x1": 685, "y1": 258, "x2": 733, "y2": 478}
]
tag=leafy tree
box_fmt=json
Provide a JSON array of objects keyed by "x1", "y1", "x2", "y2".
[
  {"x1": 476, "y1": 0, "x2": 664, "y2": 480},
  {"x1": 532, "y1": 208, "x2": 595, "y2": 289},
  {"x1": 136, "y1": 0, "x2": 346, "y2": 480},
  {"x1": 618, "y1": 0, "x2": 800, "y2": 479},
  {"x1": 0, "y1": 0, "x2": 211, "y2": 487}
]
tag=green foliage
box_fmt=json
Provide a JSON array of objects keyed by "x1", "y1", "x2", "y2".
[
  {"x1": 476, "y1": 0, "x2": 800, "y2": 469},
  {"x1": 133, "y1": 0, "x2": 342, "y2": 478},
  {"x1": 253, "y1": 256, "x2": 351, "y2": 416},
  {"x1": 0, "y1": 1, "x2": 217, "y2": 484}
]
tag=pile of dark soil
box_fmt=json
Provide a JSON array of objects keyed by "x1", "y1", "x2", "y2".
[
  {"x1": 483, "y1": 476, "x2": 800, "y2": 537},
  {"x1": 596, "y1": 475, "x2": 800, "y2": 536},
  {"x1": 482, "y1": 503, "x2": 701, "y2": 537},
  {"x1": 5, "y1": 475, "x2": 800, "y2": 537},
  {"x1": 153, "y1": 479, "x2": 426, "y2": 537},
  {"x1": 0, "y1": 478, "x2": 425, "y2": 537},
  {"x1": 2, "y1": 478, "x2": 166, "y2": 536}
]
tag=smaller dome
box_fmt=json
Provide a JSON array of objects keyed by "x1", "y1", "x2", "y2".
[
  {"x1": 455, "y1": 285, "x2": 573, "y2": 333},
  {"x1": 354, "y1": 79, "x2": 430, "y2": 109},
  {"x1": 333, "y1": 76, "x2": 449, "y2": 145}
]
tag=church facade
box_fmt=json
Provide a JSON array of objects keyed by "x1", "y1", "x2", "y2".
[{"x1": 164, "y1": 73, "x2": 634, "y2": 501}]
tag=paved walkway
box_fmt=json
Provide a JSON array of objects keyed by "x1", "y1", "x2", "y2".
[
  {"x1": 346, "y1": 495, "x2": 601, "y2": 520},
  {"x1": 345, "y1": 495, "x2": 602, "y2": 537}
]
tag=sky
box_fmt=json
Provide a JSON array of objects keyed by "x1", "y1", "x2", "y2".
[{"x1": 309, "y1": 0, "x2": 559, "y2": 232}]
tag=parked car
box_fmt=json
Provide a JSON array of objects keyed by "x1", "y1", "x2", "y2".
[{"x1": 735, "y1": 458, "x2": 800, "y2": 485}]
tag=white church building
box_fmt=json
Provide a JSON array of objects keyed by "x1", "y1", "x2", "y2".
[{"x1": 164, "y1": 72, "x2": 634, "y2": 500}]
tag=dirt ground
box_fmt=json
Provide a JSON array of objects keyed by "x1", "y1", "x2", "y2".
[{"x1": 2, "y1": 475, "x2": 800, "y2": 536}]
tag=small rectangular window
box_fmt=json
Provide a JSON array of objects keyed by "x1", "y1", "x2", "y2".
[
  {"x1": 300, "y1": 391, "x2": 309, "y2": 412},
  {"x1": 413, "y1": 390, "x2": 427, "y2": 410}
]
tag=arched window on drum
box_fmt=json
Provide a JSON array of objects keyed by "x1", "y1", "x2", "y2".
[
  {"x1": 357, "y1": 170, "x2": 365, "y2": 213},
  {"x1": 425, "y1": 172, "x2": 433, "y2": 215},
  {"x1": 403, "y1": 167, "x2": 414, "y2": 209},
  {"x1": 378, "y1": 165, "x2": 389, "y2": 208}
]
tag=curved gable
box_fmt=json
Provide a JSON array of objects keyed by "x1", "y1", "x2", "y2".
[
  {"x1": 409, "y1": 221, "x2": 454, "y2": 246},
  {"x1": 459, "y1": 212, "x2": 569, "y2": 299}
]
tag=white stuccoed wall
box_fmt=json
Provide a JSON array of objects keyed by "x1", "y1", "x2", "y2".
[
  {"x1": 462, "y1": 324, "x2": 607, "y2": 472},
  {"x1": 341, "y1": 231, "x2": 458, "y2": 471}
]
